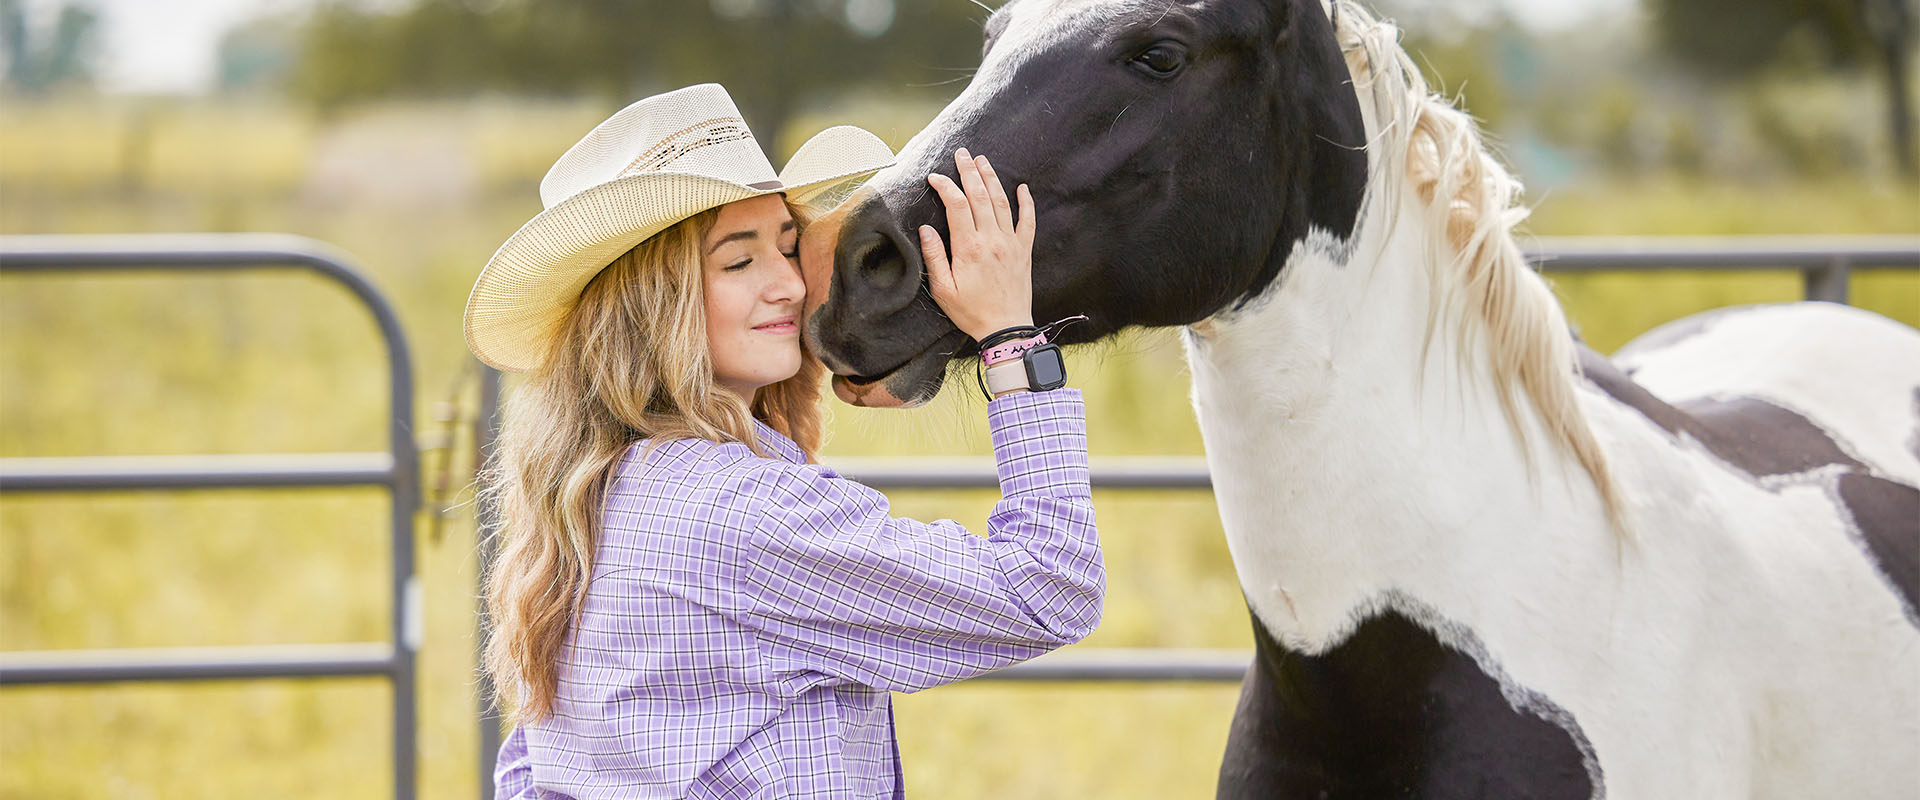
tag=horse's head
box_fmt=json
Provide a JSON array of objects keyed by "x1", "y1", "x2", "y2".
[{"x1": 802, "y1": 0, "x2": 1370, "y2": 406}]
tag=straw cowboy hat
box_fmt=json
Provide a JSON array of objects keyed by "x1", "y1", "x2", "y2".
[{"x1": 464, "y1": 83, "x2": 894, "y2": 373}]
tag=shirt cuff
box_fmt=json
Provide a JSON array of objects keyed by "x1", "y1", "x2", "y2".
[{"x1": 986, "y1": 388, "x2": 1090, "y2": 499}]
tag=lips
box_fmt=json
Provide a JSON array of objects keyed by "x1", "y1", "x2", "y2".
[
  {"x1": 827, "y1": 329, "x2": 968, "y2": 408},
  {"x1": 752, "y1": 316, "x2": 798, "y2": 333}
]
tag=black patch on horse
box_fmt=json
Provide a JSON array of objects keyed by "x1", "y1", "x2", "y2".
[
  {"x1": 1578, "y1": 347, "x2": 1865, "y2": 476},
  {"x1": 1578, "y1": 346, "x2": 1920, "y2": 625},
  {"x1": 1835, "y1": 473, "x2": 1920, "y2": 622},
  {"x1": 1221, "y1": 607, "x2": 1595, "y2": 799}
]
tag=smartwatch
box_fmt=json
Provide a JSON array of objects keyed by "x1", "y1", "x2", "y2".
[{"x1": 985, "y1": 343, "x2": 1067, "y2": 394}]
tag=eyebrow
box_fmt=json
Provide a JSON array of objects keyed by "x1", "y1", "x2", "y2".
[{"x1": 707, "y1": 221, "x2": 797, "y2": 256}]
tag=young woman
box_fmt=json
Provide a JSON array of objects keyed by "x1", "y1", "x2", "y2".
[{"x1": 466, "y1": 84, "x2": 1101, "y2": 798}]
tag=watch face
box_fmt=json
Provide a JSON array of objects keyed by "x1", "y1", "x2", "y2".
[{"x1": 1024, "y1": 344, "x2": 1067, "y2": 390}]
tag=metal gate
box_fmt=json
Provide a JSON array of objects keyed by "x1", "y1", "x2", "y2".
[{"x1": 0, "y1": 234, "x2": 421, "y2": 799}]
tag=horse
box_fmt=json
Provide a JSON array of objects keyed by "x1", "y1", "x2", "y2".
[{"x1": 795, "y1": 1, "x2": 1920, "y2": 796}]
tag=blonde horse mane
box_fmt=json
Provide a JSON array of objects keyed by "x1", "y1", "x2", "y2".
[{"x1": 1329, "y1": 1, "x2": 1626, "y2": 533}]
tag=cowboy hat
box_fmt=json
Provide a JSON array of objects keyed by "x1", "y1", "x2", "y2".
[{"x1": 463, "y1": 83, "x2": 894, "y2": 373}]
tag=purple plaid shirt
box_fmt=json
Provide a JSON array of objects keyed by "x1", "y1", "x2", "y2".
[{"x1": 495, "y1": 389, "x2": 1101, "y2": 799}]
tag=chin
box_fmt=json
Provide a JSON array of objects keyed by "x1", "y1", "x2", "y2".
[{"x1": 826, "y1": 342, "x2": 957, "y2": 408}]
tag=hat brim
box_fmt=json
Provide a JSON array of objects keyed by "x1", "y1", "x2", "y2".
[{"x1": 465, "y1": 125, "x2": 893, "y2": 373}]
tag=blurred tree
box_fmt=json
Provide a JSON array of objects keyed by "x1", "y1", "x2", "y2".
[
  {"x1": 288, "y1": 0, "x2": 993, "y2": 154},
  {"x1": 0, "y1": 0, "x2": 98, "y2": 94},
  {"x1": 1647, "y1": 0, "x2": 1915, "y2": 176},
  {"x1": 218, "y1": 14, "x2": 301, "y2": 93}
]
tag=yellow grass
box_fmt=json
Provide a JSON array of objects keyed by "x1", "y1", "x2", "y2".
[{"x1": 1, "y1": 97, "x2": 1915, "y2": 798}]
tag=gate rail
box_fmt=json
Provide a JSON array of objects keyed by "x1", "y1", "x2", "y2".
[{"x1": 0, "y1": 234, "x2": 420, "y2": 800}]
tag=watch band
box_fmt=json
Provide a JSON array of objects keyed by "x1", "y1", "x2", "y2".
[{"x1": 985, "y1": 360, "x2": 1028, "y2": 395}]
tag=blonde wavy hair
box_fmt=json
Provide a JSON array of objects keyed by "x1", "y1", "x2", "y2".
[
  {"x1": 480, "y1": 201, "x2": 827, "y2": 722},
  {"x1": 1333, "y1": 0, "x2": 1625, "y2": 532}
]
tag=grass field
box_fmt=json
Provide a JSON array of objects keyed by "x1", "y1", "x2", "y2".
[{"x1": 1, "y1": 96, "x2": 1916, "y2": 799}]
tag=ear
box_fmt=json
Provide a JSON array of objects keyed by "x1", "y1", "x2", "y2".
[
  {"x1": 982, "y1": 0, "x2": 1019, "y2": 59},
  {"x1": 1306, "y1": 2, "x2": 1368, "y2": 221},
  {"x1": 1268, "y1": 0, "x2": 1310, "y2": 46},
  {"x1": 1276, "y1": 0, "x2": 1369, "y2": 239}
]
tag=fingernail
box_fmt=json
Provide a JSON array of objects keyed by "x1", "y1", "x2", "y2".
[
  {"x1": 956, "y1": 147, "x2": 971, "y2": 159},
  {"x1": 919, "y1": 225, "x2": 934, "y2": 240}
]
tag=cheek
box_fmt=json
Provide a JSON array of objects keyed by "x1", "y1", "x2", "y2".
[{"x1": 703, "y1": 278, "x2": 747, "y2": 349}]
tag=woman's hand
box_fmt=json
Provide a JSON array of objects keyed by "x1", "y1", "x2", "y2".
[{"x1": 918, "y1": 148, "x2": 1036, "y2": 342}]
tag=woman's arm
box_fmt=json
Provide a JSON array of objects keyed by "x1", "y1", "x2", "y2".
[{"x1": 743, "y1": 386, "x2": 1101, "y2": 695}]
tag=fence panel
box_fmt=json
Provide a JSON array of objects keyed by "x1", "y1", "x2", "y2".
[{"x1": 0, "y1": 233, "x2": 421, "y2": 800}]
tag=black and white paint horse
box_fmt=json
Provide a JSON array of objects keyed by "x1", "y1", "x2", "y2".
[{"x1": 797, "y1": 1, "x2": 1920, "y2": 796}]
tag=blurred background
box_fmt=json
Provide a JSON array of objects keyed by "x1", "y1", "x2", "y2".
[{"x1": 0, "y1": 0, "x2": 1914, "y2": 797}]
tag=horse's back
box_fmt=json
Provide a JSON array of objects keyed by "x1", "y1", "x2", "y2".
[
  {"x1": 1614, "y1": 301, "x2": 1920, "y2": 486},
  {"x1": 1603, "y1": 301, "x2": 1920, "y2": 798}
]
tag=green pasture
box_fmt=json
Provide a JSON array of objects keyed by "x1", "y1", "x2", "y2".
[{"x1": 1, "y1": 98, "x2": 1915, "y2": 798}]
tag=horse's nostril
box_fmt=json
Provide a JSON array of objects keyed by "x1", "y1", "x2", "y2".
[
  {"x1": 853, "y1": 234, "x2": 906, "y2": 290},
  {"x1": 830, "y1": 198, "x2": 929, "y2": 323}
]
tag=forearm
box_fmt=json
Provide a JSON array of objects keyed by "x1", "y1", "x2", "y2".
[{"x1": 981, "y1": 388, "x2": 1104, "y2": 641}]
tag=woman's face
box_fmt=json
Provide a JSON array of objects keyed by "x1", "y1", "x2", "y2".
[{"x1": 703, "y1": 194, "x2": 805, "y2": 401}]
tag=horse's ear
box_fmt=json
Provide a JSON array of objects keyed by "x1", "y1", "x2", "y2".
[
  {"x1": 1267, "y1": 0, "x2": 1330, "y2": 47},
  {"x1": 982, "y1": 1, "x2": 1016, "y2": 59}
]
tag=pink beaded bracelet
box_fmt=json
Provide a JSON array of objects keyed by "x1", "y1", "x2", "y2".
[{"x1": 982, "y1": 331, "x2": 1049, "y2": 366}]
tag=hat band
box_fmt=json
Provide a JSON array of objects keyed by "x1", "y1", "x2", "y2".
[{"x1": 620, "y1": 117, "x2": 756, "y2": 178}]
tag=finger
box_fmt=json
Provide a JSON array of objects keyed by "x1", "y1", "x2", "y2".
[
  {"x1": 954, "y1": 148, "x2": 995, "y2": 233},
  {"x1": 927, "y1": 173, "x2": 976, "y2": 255},
  {"x1": 1015, "y1": 184, "x2": 1037, "y2": 249},
  {"x1": 978, "y1": 156, "x2": 1015, "y2": 233},
  {"x1": 918, "y1": 225, "x2": 953, "y2": 295}
]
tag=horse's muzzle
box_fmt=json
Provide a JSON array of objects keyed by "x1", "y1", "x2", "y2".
[{"x1": 801, "y1": 190, "x2": 957, "y2": 407}]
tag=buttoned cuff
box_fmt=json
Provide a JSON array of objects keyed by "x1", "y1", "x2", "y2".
[{"x1": 986, "y1": 388, "x2": 1090, "y2": 499}]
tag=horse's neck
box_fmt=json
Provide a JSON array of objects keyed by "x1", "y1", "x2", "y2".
[{"x1": 1183, "y1": 194, "x2": 1613, "y2": 652}]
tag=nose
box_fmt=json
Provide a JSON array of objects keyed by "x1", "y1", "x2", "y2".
[
  {"x1": 834, "y1": 196, "x2": 927, "y2": 314},
  {"x1": 769, "y1": 252, "x2": 805, "y2": 305}
]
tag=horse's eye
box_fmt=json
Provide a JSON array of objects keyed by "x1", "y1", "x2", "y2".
[{"x1": 1131, "y1": 43, "x2": 1187, "y2": 77}]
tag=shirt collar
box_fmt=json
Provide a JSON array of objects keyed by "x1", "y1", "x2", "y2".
[{"x1": 750, "y1": 418, "x2": 806, "y2": 465}]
